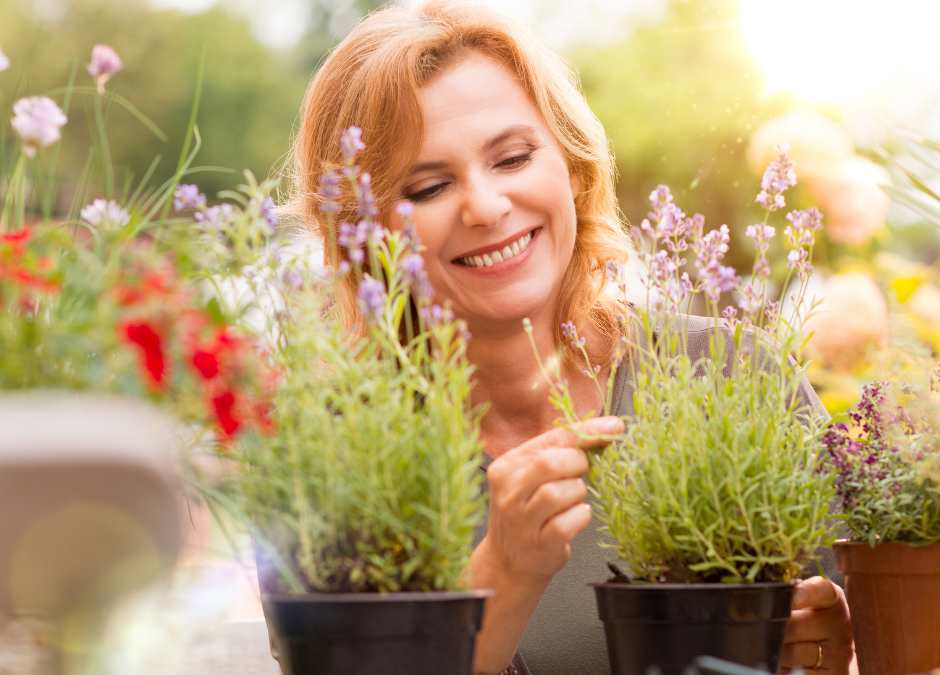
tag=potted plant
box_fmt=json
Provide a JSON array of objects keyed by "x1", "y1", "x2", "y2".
[
  {"x1": 212, "y1": 128, "x2": 489, "y2": 675},
  {"x1": 0, "y1": 43, "x2": 275, "y2": 673},
  {"x1": 823, "y1": 361, "x2": 940, "y2": 675},
  {"x1": 528, "y1": 145, "x2": 835, "y2": 675}
]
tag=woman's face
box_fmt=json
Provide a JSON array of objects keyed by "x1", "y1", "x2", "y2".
[{"x1": 394, "y1": 53, "x2": 580, "y2": 334}]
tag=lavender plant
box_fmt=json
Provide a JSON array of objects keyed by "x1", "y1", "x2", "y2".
[
  {"x1": 530, "y1": 145, "x2": 835, "y2": 583},
  {"x1": 226, "y1": 128, "x2": 484, "y2": 594}
]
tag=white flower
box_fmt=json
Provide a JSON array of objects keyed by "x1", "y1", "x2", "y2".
[
  {"x1": 0, "y1": 45, "x2": 10, "y2": 74},
  {"x1": 10, "y1": 96, "x2": 67, "y2": 158},
  {"x1": 80, "y1": 199, "x2": 130, "y2": 228}
]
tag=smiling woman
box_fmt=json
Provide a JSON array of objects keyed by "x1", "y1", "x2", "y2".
[{"x1": 280, "y1": 2, "x2": 856, "y2": 675}]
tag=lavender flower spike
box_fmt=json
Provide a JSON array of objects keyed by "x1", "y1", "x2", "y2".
[
  {"x1": 173, "y1": 184, "x2": 207, "y2": 211},
  {"x1": 756, "y1": 143, "x2": 797, "y2": 212},
  {"x1": 0, "y1": 45, "x2": 9, "y2": 74},
  {"x1": 319, "y1": 170, "x2": 342, "y2": 215},
  {"x1": 86, "y1": 44, "x2": 123, "y2": 94},
  {"x1": 11, "y1": 96, "x2": 67, "y2": 158},
  {"x1": 340, "y1": 126, "x2": 366, "y2": 163},
  {"x1": 357, "y1": 278, "x2": 386, "y2": 324}
]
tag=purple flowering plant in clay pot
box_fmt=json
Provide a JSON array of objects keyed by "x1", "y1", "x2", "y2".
[
  {"x1": 823, "y1": 336, "x2": 940, "y2": 675},
  {"x1": 526, "y1": 145, "x2": 836, "y2": 675}
]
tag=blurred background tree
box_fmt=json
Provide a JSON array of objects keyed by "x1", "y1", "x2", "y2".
[{"x1": 1, "y1": 0, "x2": 938, "y2": 416}]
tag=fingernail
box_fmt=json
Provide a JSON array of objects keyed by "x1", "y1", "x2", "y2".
[
  {"x1": 792, "y1": 586, "x2": 806, "y2": 607},
  {"x1": 600, "y1": 417, "x2": 624, "y2": 434}
]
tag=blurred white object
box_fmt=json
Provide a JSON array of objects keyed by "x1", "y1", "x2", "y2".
[{"x1": 0, "y1": 394, "x2": 182, "y2": 674}]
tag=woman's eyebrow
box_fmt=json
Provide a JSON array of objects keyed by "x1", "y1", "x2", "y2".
[{"x1": 409, "y1": 124, "x2": 538, "y2": 175}]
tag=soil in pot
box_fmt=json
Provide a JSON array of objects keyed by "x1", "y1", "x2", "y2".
[
  {"x1": 834, "y1": 540, "x2": 940, "y2": 675},
  {"x1": 592, "y1": 581, "x2": 793, "y2": 675},
  {"x1": 262, "y1": 590, "x2": 490, "y2": 675}
]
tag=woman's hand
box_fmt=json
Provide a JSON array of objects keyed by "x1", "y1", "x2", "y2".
[
  {"x1": 471, "y1": 415, "x2": 623, "y2": 674},
  {"x1": 484, "y1": 415, "x2": 624, "y2": 581},
  {"x1": 781, "y1": 576, "x2": 855, "y2": 674}
]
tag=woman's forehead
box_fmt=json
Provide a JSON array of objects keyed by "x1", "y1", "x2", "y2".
[{"x1": 415, "y1": 54, "x2": 549, "y2": 154}]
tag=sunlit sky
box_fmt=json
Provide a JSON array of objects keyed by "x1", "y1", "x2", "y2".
[{"x1": 145, "y1": 0, "x2": 940, "y2": 136}]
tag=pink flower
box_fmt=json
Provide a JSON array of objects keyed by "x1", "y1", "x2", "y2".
[
  {"x1": 80, "y1": 199, "x2": 130, "y2": 228},
  {"x1": 10, "y1": 96, "x2": 67, "y2": 158},
  {"x1": 810, "y1": 156, "x2": 890, "y2": 246},
  {"x1": 86, "y1": 44, "x2": 123, "y2": 94},
  {"x1": 0, "y1": 45, "x2": 9, "y2": 74}
]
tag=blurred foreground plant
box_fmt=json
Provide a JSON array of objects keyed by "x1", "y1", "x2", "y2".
[{"x1": 0, "y1": 42, "x2": 275, "y2": 442}]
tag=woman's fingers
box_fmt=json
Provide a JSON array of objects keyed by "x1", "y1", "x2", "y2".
[
  {"x1": 792, "y1": 576, "x2": 841, "y2": 610},
  {"x1": 525, "y1": 476, "x2": 587, "y2": 521},
  {"x1": 539, "y1": 502, "x2": 593, "y2": 548},
  {"x1": 522, "y1": 416, "x2": 624, "y2": 453},
  {"x1": 781, "y1": 578, "x2": 854, "y2": 675}
]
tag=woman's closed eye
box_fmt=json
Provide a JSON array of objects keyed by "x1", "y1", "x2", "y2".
[
  {"x1": 495, "y1": 151, "x2": 533, "y2": 170},
  {"x1": 404, "y1": 181, "x2": 449, "y2": 203}
]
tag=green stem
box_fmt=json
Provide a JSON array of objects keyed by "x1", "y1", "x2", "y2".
[
  {"x1": 1, "y1": 154, "x2": 27, "y2": 232},
  {"x1": 94, "y1": 92, "x2": 114, "y2": 198}
]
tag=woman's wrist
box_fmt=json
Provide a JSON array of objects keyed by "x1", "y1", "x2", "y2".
[{"x1": 472, "y1": 536, "x2": 551, "y2": 674}]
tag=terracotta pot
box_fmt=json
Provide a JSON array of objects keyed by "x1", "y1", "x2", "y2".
[{"x1": 834, "y1": 540, "x2": 940, "y2": 675}]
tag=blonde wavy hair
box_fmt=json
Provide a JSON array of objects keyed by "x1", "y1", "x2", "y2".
[{"x1": 282, "y1": 0, "x2": 630, "y2": 365}]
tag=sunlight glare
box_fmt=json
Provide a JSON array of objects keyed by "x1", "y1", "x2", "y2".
[{"x1": 740, "y1": 0, "x2": 936, "y2": 105}]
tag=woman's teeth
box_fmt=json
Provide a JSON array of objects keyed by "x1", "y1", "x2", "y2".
[{"x1": 458, "y1": 231, "x2": 534, "y2": 268}]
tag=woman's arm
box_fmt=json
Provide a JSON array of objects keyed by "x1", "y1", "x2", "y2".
[{"x1": 471, "y1": 417, "x2": 624, "y2": 674}]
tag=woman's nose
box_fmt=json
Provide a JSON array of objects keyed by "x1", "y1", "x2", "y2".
[{"x1": 460, "y1": 172, "x2": 511, "y2": 229}]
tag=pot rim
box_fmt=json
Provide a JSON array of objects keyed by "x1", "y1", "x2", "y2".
[
  {"x1": 833, "y1": 538, "x2": 940, "y2": 548},
  {"x1": 590, "y1": 581, "x2": 795, "y2": 591},
  {"x1": 262, "y1": 589, "x2": 495, "y2": 604}
]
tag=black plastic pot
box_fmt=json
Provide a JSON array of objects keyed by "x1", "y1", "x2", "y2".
[
  {"x1": 592, "y1": 582, "x2": 794, "y2": 675},
  {"x1": 261, "y1": 590, "x2": 491, "y2": 675}
]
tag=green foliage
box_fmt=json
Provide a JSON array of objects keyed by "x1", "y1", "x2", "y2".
[
  {"x1": 234, "y1": 284, "x2": 484, "y2": 593},
  {"x1": 591, "y1": 326, "x2": 834, "y2": 582},
  {"x1": 0, "y1": 0, "x2": 308, "y2": 202}
]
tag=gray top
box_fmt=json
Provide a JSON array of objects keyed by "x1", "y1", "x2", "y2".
[{"x1": 472, "y1": 315, "x2": 839, "y2": 675}]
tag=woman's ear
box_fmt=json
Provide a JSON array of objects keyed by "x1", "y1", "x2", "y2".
[{"x1": 569, "y1": 168, "x2": 583, "y2": 200}]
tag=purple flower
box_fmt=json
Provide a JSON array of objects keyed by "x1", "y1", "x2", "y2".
[
  {"x1": 340, "y1": 126, "x2": 366, "y2": 163},
  {"x1": 420, "y1": 304, "x2": 454, "y2": 327},
  {"x1": 745, "y1": 224, "x2": 775, "y2": 252},
  {"x1": 357, "y1": 172, "x2": 379, "y2": 221},
  {"x1": 282, "y1": 271, "x2": 303, "y2": 292},
  {"x1": 722, "y1": 305, "x2": 740, "y2": 330},
  {"x1": 80, "y1": 199, "x2": 130, "y2": 227},
  {"x1": 357, "y1": 277, "x2": 386, "y2": 324},
  {"x1": 699, "y1": 263, "x2": 740, "y2": 303},
  {"x1": 252, "y1": 196, "x2": 279, "y2": 232},
  {"x1": 195, "y1": 203, "x2": 233, "y2": 229},
  {"x1": 396, "y1": 201, "x2": 414, "y2": 218},
  {"x1": 173, "y1": 184, "x2": 206, "y2": 211},
  {"x1": 753, "y1": 257, "x2": 771, "y2": 281},
  {"x1": 348, "y1": 248, "x2": 365, "y2": 264},
  {"x1": 787, "y1": 247, "x2": 812, "y2": 281},
  {"x1": 738, "y1": 283, "x2": 763, "y2": 322},
  {"x1": 86, "y1": 44, "x2": 123, "y2": 94},
  {"x1": 11, "y1": 96, "x2": 67, "y2": 158},
  {"x1": 561, "y1": 320, "x2": 585, "y2": 347},
  {"x1": 755, "y1": 143, "x2": 797, "y2": 212},
  {"x1": 606, "y1": 260, "x2": 629, "y2": 297},
  {"x1": 692, "y1": 224, "x2": 731, "y2": 272},
  {"x1": 0, "y1": 46, "x2": 9, "y2": 74},
  {"x1": 319, "y1": 170, "x2": 342, "y2": 215}
]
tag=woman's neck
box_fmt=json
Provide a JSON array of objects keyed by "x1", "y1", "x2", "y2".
[{"x1": 467, "y1": 318, "x2": 608, "y2": 458}]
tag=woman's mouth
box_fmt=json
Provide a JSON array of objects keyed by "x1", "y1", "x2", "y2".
[{"x1": 455, "y1": 229, "x2": 536, "y2": 268}]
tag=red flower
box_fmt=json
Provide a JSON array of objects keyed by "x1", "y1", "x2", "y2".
[
  {"x1": 122, "y1": 321, "x2": 166, "y2": 387},
  {"x1": 212, "y1": 390, "x2": 241, "y2": 437},
  {"x1": 11, "y1": 268, "x2": 59, "y2": 293},
  {"x1": 0, "y1": 229, "x2": 31, "y2": 253},
  {"x1": 192, "y1": 349, "x2": 219, "y2": 380}
]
